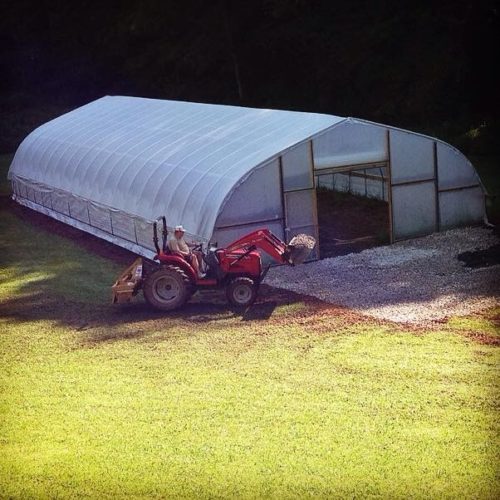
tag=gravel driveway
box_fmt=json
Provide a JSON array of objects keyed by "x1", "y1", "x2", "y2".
[{"x1": 265, "y1": 227, "x2": 500, "y2": 323}]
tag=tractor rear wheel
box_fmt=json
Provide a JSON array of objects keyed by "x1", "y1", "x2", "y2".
[
  {"x1": 226, "y1": 277, "x2": 257, "y2": 308},
  {"x1": 143, "y1": 266, "x2": 191, "y2": 311}
]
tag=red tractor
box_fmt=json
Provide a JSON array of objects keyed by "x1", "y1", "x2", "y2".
[{"x1": 112, "y1": 216, "x2": 315, "y2": 311}]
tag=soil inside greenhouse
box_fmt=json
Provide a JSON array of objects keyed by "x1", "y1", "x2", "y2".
[{"x1": 316, "y1": 189, "x2": 390, "y2": 258}]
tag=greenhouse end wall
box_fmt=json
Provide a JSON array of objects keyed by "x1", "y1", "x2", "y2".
[
  {"x1": 310, "y1": 119, "x2": 485, "y2": 242},
  {"x1": 214, "y1": 141, "x2": 321, "y2": 261}
]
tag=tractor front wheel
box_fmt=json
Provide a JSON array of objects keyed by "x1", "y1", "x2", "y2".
[
  {"x1": 226, "y1": 277, "x2": 257, "y2": 308},
  {"x1": 143, "y1": 266, "x2": 191, "y2": 311}
]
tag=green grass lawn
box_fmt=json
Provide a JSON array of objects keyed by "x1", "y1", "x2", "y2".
[{"x1": 1, "y1": 156, "x2": 500, "y2": 498}]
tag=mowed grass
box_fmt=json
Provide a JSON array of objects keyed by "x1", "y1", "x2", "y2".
[{"x1": 1, "y1": 161, "x2": 499, "y2": 497}]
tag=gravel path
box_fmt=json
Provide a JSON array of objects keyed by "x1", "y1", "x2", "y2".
[{"x1": 265, "y1": 227, "x2": 500, "y2": 324}]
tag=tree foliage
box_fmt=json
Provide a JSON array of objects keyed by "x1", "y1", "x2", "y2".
[{"x1": 1, "y1": 0, "x2": 498, "y2": 153}]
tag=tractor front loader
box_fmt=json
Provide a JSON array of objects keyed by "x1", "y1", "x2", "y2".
[{"x1": 112, "y1": 216, "x2": 315, "y2": 311}]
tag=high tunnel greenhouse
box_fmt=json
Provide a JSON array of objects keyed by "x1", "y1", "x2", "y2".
[{"x1": 8, "y1": 96, "x2": 485, "y2": 260}]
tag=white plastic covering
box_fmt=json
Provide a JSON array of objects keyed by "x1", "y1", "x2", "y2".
[
  {"x1": 392, "y1": 182, "x2": 437, "y2": 238},
  {"x1": 390, "y1": 130, "x2": 434, "y2": 183},
  {"x1": 8, "y1": 96, "x2": 486, "y2": 256},
  {"x1": 9, "y1": 96, "x2": 341, "y2": 247},
  {"x1": 281, "y1": 142, "x2": 314, "y2": 190},
  {"x1": 439, "y1": 187, "x2": 485, "y2": 229},
  {"x1": 313, "y1": 119, "x2": 387, "y2": 169},
  {"x1": 214, "y1": 159, "x2": 283, "y2": 229},
  {"x1": 436, "y1": 142, "x2": 479, "y2": 190}
]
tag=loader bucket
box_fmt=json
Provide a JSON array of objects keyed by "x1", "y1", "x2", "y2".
[{"x1": 287, "y1": 234, "x2": 316, "y2": 265}]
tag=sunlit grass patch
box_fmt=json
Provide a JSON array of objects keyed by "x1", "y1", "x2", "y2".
[
  {"x1": 1, "y1": 316, "x2": 499, "y2": 498},
  {"x1": 0, "y1": 210, "x2": 121, "y2": 305},
  {"x1": 447, "y1": 315, "x2": 500, "y2": 337},
  {"x1": 0, "y1": 176, "x2": 499, "y2": 498}
]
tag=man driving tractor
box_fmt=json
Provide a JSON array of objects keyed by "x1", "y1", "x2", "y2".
[
  {"x1": 112, "y1": 215, "x2": 316, "y2": 311},
  {"x1": 168, "y1": 225, "x2": 204, "y2": 278}
]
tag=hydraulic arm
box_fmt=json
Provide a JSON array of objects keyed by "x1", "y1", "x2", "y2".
[{"x1": 225, "y1": 228, "x2": 314, "y2": 265}]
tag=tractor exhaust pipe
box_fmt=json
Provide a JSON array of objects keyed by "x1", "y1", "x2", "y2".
[
  {"x1": 161, "y1": 216, "x2": 168, "y2": 253},
  {"x1": 153, "y1": 216, "x2": 169, "y2": 254},
  {"x1": 153, "y1": 221, "x2": 160, "y2": 254}
]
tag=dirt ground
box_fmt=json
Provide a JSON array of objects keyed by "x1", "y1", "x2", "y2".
[{"x1": 317, "y1": 189, "x2": 389, "y2": 258}]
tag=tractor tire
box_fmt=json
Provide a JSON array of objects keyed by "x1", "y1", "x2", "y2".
[
  {"x1": 143, "y1": 266, "x2": 191, "y2": 311},
  {"x1": 226, "y1": 277, "x2": 257, "y2": 308}
]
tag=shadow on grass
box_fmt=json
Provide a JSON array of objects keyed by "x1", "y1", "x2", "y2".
[
  {"x1": 0, "y1": 200, "x2": 308, "y2": 341},
  {"x1": 0, "y1": 284, "x2": 291, "y2": 326},
  {"x1": 0, "y1": 254, "x2": 299, "y2": 348}
]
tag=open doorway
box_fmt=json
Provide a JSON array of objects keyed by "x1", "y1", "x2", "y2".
[{"x1": 315, "y1": 165, "x2": 391, "y2": 258}]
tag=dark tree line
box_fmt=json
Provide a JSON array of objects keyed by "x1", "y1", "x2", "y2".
[{"x1": 1, "y1": 0, "x2": 498, "y2": 153}]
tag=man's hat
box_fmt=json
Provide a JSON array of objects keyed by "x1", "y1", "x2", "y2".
[{"x1": 174, "y1": 225, "x2": 185, "y2": 232}]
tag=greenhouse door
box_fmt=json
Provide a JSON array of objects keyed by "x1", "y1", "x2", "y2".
[
  {"x1": 280, "y1": 142, "x2": 319, "y2": 259},
  {"x1": 314, "y1": 164, "x2": 390, "y2": 257}
]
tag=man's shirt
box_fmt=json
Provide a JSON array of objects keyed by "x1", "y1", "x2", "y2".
[{"x1": 168, "y1": 236, "x2": 189, "y2": 254}]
